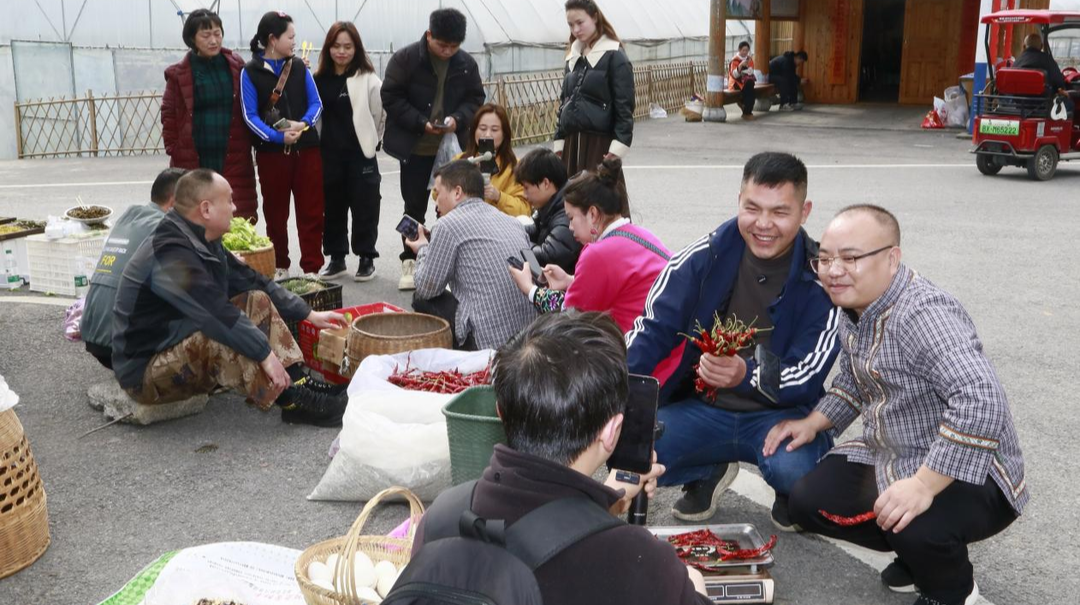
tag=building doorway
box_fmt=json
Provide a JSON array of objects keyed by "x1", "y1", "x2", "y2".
[{"x1": 859, "y1": 0, "x2": 907, "y2": 102}]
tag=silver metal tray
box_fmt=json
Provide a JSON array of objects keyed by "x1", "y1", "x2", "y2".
[{"x1": 649, "y1": 523, "x2": 775, "y2": 570}]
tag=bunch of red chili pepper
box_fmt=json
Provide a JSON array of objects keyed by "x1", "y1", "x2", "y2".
[
  {"x1": 668, "y1": 528, "x2": 778, "y2": 571},
  {"x1": 818, "y1": 509, "x2": 877, "y2": 526},
  {"x1": 681, "y1": 313, "x2": 767, "y2": 401},
  {"x1": 388, "y1": 357, "x2": 492, "y2": 394}
]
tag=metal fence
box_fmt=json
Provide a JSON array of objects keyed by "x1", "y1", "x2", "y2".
[{"x1": 14, "y1": 61, "x2": 707, "y2": 159}]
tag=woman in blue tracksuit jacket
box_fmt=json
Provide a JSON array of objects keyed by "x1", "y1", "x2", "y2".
[{"x1": 626, "y1": 217, "x2": 841, "y2": 522}]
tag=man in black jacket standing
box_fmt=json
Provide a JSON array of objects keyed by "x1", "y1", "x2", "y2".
[{"x1": 381, "y1": 8, "x2": 486, "y2": 290}]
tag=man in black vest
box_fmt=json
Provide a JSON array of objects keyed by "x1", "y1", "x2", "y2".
[{"x1": 381, "y1": 8, "x2": 485, "y2": 290}]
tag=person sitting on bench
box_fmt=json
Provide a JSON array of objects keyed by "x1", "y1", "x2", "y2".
[
  {"x1": 728, "y1": 41, "x2": 757, "y2": 120},
  {"x1": 1012, "y1": 33, "x2": 1074, "y2": 116}
]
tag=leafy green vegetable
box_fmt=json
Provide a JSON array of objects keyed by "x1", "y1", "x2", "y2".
[
  {"x1": 222, "y1": 217, "x2": 272, "y2": 252},
  {"x1": 279, "y1": 278, "x2": 326, "y2": 296}
]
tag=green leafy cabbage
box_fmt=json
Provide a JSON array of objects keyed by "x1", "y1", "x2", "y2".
[{"x1": 222, "y1": 217, "x2": 272, "y2": 252}]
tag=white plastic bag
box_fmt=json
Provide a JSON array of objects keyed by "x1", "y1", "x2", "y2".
[
  {"x1": 427, "y1": 132, "x2": 462, "y2": 189},
  {"x1": 309, "y1": 348, "x2": 495, "y2": 502},
  {"x1": 941, "y1": 86, "x2": 969, "y2": 127},
  {"x1": 648, "y1": 102, "x2": 668, "y2": 119},
  {"x1": 0, "y1": 373, "x2": 19, "y2": 413}
]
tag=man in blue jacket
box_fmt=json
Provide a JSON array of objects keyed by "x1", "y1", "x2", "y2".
[{"x1": 626, "y1": 152, "x2": 839, "y2": 528}]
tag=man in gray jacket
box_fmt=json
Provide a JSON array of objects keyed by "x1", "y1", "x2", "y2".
[
  {"x1": 112, "y1": 169, "x2": 348, "y2": 426},
  {"x1": 83, "y1": 168, "x2": 185, "y2": 368},
  {"x1": 769, "y1": 205, "x2": 1026, "y2": 605}
]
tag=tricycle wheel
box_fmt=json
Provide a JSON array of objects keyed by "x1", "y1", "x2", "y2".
[
  {"x1": 1026, "y1": 145, "x2": 1059, "y2": 181},
  {"x1": 976, "y1": 153, "x2": 1003, "y2": 176}
]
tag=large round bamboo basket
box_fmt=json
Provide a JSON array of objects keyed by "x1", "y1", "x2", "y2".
[
  {"x1": 237, "y1": 244, "x2": 276, "y2": 278},
  {"x1": 295, "y1": 486, "x2": 424, "y2": 605},
  {"x1": 0, "y1": 409, "x2": 50, "y2": 579},
  {"x1": 345, "y1": 313, "x2": 452, "y2": 369}
]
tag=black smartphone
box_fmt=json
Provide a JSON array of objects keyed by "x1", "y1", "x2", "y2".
[
  {"x1": 478, "y1": 138, "x2": 498, "y2": 174},
  {"x1": 608, "y1": 374, "x2": 660, "y2": 474},
  {"x1": 520, "y1": 249, "x2": 547, "y2": 285},
  {"x1": 395, "y1": 215, "x2": 421, "y2": 240},
  {"x1": 507, "y1": 256, "x2": 525, "y2": 271},
  {"x1": 755, "y1": 344, "x2": 780, "y2": 405},
  {"x1": 432, "y1": 117, "x2": 454, "y2": 132}
]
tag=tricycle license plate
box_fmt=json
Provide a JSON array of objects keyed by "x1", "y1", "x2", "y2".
[{"x1": 979, "y1": 119, "x2": 1020, "y2": 136}]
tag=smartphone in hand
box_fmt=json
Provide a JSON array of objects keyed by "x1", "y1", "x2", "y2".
[
  {"x1": 272, "y1": 117, "x2": 289, "y2": 131},
  {"x1": 478, "y1": 138, "x2": 497, "y2": 174},
  {"x1": 755, "y1": 344, "x2": 780, "y2": 404},
  {"x1": 520, "y1": 249, "x2": 547, "y2": 286},
  {"x1": 608, "y1": 374, "x2": 660, "y2": 474},
  {"x1": 507, "y1": 256, "x2": 525, "y2": 271},
  {"x1": 395, "y1": 215, "x2": 421, "y2": 240}
]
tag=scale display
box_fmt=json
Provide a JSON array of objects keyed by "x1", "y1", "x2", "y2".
[{"x1": 704, "y1": 578, "x2": 772, "y2": 603}]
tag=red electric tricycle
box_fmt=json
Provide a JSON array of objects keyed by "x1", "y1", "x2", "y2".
[{"x1": 972, "y1": 10, "x2": 1080, "y2": 181}]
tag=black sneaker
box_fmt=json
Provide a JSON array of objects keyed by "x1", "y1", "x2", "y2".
[
  {"x1": 279, "y1": 386, "x2": 347, "y2": 427},
  {"x1": 771, "y1": 494, "x2": 802, "y2": 532},
  {"x1": 354, "y1": 257, "x2": 375, "y2": 282},
  {"x1": 672, "y1": 462, "x2": 739, "y2": 522},
  {"x1": 882, "y1": 557, "x2": 916, "y2": 593},
  {"x1": 294, "y1": 375, "x2": 348, "y2": 397},
  {"x1": 912, "y1": 581, "x2": 979, "y2": 605},
  {"x1": 319, "y1": 257, "x2": 348, "y2": 280}
]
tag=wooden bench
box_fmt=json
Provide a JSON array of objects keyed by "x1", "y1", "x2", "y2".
[{"x1": 715, "y1": 82, "x2": 777, "y2": 120}]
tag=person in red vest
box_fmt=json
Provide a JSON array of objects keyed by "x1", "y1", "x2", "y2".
[
  {"x1": 728, "y1": 41, "x2": 757, "y2": 121},
  {"x1": 162, "y1": 9, "x2": 257, "y2": 221}
]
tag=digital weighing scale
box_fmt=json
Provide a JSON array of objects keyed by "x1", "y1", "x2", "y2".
[{"x1": 649, "y1": 524, "x2": 776, "y2": 604}]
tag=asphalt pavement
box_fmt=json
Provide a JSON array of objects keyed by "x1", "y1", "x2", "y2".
[{"x1": 0, "y1": 104, "x2": 1076, "y2": 604}]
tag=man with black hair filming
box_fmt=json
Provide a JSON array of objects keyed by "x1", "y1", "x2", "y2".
[
  {"x1": 626, "y1": 152, "x2": 840, "y2": 529},
  {"x1": 404, "y1": 311, "x2": 711, "y2": 605},
  {"x1": 382, "y1": 7, "x2": 486, "y2": 290}
]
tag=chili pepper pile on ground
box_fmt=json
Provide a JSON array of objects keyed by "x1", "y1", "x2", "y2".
[
  {"x1": 388, "y1": 356, "x2": 492, "y2": 394},
  {"x1": 667, "y1": 529, "x2": 778, "y2": 571},
  {"x1": 818, "y1": 509, "x2": 877, "y2": 526},
  {"x1": 681, "y1": 313, "x2": 768, "y2": 401}
]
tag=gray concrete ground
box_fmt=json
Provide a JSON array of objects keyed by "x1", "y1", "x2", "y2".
[{"x1": 1, "y1": 104, "x2": 1077, "y2": 604}]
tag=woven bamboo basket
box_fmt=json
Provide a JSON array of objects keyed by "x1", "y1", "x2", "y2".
[
  {"x1": 344, "y1": 313, "x2": 452, "y2": 373},
  {"x1": 295, "y1": 486, "x2": 424, "y2": 605},
  {"x1": 237, "y1": 244, "x2": 276, "y2": 278},
  {"x1": 0, "y1": 409, "x2": 50, "y2": 579}
]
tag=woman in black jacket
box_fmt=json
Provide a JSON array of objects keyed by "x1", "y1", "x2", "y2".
[{"x1": 554, "y1": 0, "x2": 634, "y2": 217}]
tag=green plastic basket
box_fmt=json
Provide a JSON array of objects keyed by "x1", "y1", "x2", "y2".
[{"x1": 442, "y1": 385, "x2": 507, "y2": 485}]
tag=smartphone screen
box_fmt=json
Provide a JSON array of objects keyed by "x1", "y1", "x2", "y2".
[
  {"x1": 395, "y1": 215, "x2": 420, "y2": 240},
  {"x1": 520, "y1": 249, "x2": 546, "y2": 285},
  {"x1": 507, "y1": 256, "x2": 525, "y2": 271},
  {"x1": 478, "y1": 138, "x2": 498, "y2": 174},
  {"x1": 607, "y1": 374, "x2": 660, "y2": 474},
  {"x1": 755, "y1": 344, "x2": 780, "y2": 404}
]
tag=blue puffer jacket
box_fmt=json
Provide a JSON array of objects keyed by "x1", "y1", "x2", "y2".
[{"x1": 627, "y1": 218, "x2": 841, "y2": 411}]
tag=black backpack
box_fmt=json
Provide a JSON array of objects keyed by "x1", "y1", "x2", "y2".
[{"x1": 383, "y1": 480, "x2": 624, "y2": 605}]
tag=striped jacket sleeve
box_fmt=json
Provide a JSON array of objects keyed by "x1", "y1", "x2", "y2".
[
  {"x1": 742, "y1": 300, "x2": 842, "y2": 409},
  {"x1": 905, "y1": 294, "x2": 1007, "y2": 486},
  {"x1": 626, "y1": 234, "x2": 711, "y2": 376}
]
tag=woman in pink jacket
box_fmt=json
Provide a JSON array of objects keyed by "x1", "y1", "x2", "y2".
[{"x1": 509, "y1": 157, "x2": 681, "y2": 385}]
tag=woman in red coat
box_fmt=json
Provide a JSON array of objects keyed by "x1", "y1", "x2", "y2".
[{"x1": 161, "y1": 9, "x2": 258, "y2": 221}]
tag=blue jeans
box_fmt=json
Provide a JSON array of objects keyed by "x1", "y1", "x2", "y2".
[{"x1": 655, "y1": 399, "x2": 833, "y2": 496}]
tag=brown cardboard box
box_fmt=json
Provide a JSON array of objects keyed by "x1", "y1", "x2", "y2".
[{"x1": 316, "y1": 326, "x2": 349, "y2": 370}]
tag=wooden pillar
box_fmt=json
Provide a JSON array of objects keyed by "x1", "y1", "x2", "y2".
[
  {"x1": 793, "y1": 0, "x2": 806, "y2": 77},
  {"x1": 704, "y1": 0, "x2": 728, "y2": 122},
  {"x1": 756, "y1": 0, "x2": 772, "y2": 74}
]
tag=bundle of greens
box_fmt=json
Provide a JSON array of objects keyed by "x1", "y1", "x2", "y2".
[{"x1": 221, "y1": 217, "x2": 271, "y2": 252}]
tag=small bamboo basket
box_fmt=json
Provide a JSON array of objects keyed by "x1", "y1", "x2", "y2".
[
  {"x1": 0, "y1": 409, "x2": 50, "y2": 579},
  {"x1": 295, "y1": 486, "x2": 424, "y2": 605},
  {"x1": 342, "y1": 313, "x2": 452, "y2": 377},
  {"x1": 237, "y1": 244, "x2": 276, "y2": 278}
]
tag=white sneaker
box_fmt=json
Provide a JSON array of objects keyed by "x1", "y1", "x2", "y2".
[
  {"x1": 273, "y1": 268, "x2": 290, "y2": 281},
  {"x1": 398, "y1": 259, "x2": 416, "y2": 291}
]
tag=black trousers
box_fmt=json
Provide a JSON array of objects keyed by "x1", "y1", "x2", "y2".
[
  {"x1": 399, "y1": 154, "x2": 437, "y2": 261},
  {"x1": 772, "y1": 74, "x2": 799, "y2": 106},
  {"x1": 412, "y1": 290, "x2": 476, "y2": 351},
  {"x1": 85, "y1": 341, "x2": 113, "y2": 370},
  {"x1": 738, "y1": 83, "x2": 756, "y2": 116},
  {"x1": 322, "y1": 150, "x2": 381, "y2": 260},
  {"x1": 789, "y1": 455, "x2": 1017, "y2": 601}
]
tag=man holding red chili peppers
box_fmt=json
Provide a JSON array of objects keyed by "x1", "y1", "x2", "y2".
[
  {"x1": 626, "y1": 152, "x2": 841, "y2": 529},
  {"x1": 769, "y1": 205, "x2": 1027, "y2": 605}
]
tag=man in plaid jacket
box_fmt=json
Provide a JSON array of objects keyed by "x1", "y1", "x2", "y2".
[{"x1": 768, "y1": 205, "x2": 1027, "y2": 605}]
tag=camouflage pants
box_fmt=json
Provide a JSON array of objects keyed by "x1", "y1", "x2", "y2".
[{"x1": 125, "y1": 290, "x2": 304, "y2": 410}]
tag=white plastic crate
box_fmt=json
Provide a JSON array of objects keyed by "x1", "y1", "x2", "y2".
[{"x1": 26, "y1": 233, "x2": 107, "y2": 297}]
